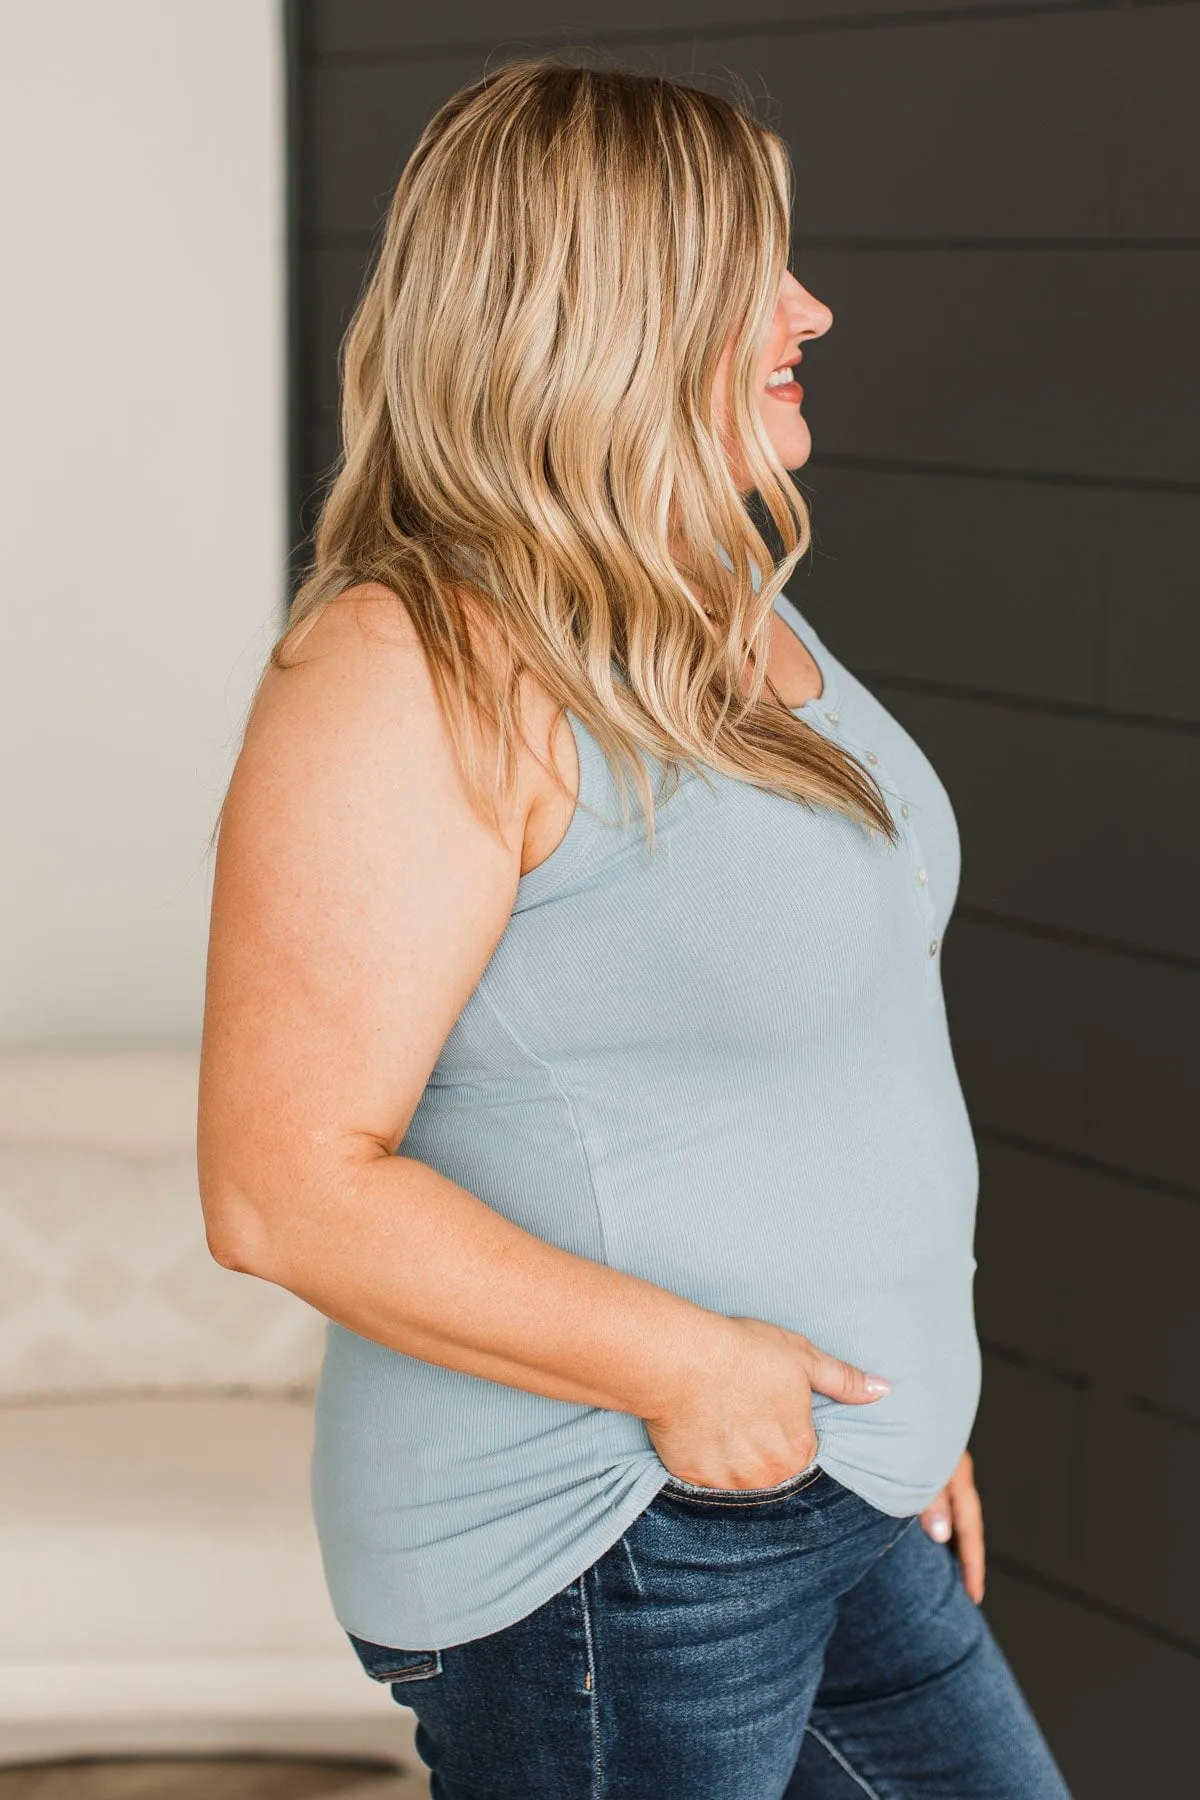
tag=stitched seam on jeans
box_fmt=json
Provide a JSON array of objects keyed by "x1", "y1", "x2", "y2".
[
  {"x1": 661, "y1": 1464, "x2": 824, "y2": 1507},
  {"x1": 579, "y1": 1569, "x2": 603, "y2": 1799},
  {"x1": 804, "y1": 1724, "x2": 885, "y2": 1800},
  {"x1": 387, "y1": 1652, "x2": 441, "y2": 1683}
]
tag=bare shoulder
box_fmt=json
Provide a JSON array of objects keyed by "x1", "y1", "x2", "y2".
[
  {"x1": 249, "y1": 581, "x2": 437, "y2": 734},
  {"x1": 242, "y1": 579, "x2": 576, "y2": 880},
  {"x1": 241, "y1": 581, "x2": 489, "y2": 797}
]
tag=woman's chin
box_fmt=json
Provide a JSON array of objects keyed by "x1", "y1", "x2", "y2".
[
  {"x1": 782, "y1": 431, "x2": 813, "y2": 473},
  {"x1": 769, "y1": 416, "x2": 813, "y2": 473}
]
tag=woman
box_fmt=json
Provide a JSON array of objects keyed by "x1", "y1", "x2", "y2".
[{"x1": 198, "y1": 58, "x2": 1071, "y2": 1800}]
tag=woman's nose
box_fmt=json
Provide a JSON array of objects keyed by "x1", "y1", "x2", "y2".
[{"x1": 798, "y1": 294, "x2": 834, "y2": 340}]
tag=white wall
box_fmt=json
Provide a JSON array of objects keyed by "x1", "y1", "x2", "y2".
[{"x1": 0, "y1": 1, "x2": 286, "y2": 1047}]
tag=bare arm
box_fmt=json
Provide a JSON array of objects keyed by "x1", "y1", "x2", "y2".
[{"x1": 198, "y1": 589, "x2": 887, "y2": 1486}]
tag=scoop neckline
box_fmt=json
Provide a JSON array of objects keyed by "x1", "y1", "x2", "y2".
[
  {"x1": 516, "y1": 592, "x2": 841, "y2": 903},
  {"x1": 771, "y1": 590, "x2": 841, "y2": 719}
]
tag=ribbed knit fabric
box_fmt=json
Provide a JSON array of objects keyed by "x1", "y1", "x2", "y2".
[{"x1": 310, "y1": 588, "x2": 982, "y2": 1650}]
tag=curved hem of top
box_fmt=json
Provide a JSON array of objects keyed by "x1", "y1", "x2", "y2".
[
  {"x1": 815, "y1": 1447, "x2": 968, "y2": 1521},
  {"x1": 336, "y1": 1462, "x2": 676, "y2": 1655}
]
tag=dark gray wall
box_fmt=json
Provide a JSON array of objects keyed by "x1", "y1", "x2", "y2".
[{"x1": 286, "y1": 4, "x2": 1200, "y2": 1790}]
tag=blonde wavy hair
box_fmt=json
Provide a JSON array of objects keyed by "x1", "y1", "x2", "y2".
[{"x1": 270, "y1": 55, "x2": 896, "y2": 850}]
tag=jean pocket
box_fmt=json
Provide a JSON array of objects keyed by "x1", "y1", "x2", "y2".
[
  {"x1": 660, "y1": 1457, "x2": 824, "y2": 1507},
  {"x1": 346, "y1": 1629, "x2": 443, "y2": 1684}
]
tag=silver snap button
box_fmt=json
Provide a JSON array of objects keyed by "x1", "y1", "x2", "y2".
[
  {"x1": 916, "y1": 868, "x2": 928, "y2": 885},
  {"x1": 823, "y1": 709, "x2": 839, "y2": 725},
  {"x1": 900, "y1": 803, "x2": 910, "y2": 819},
  {"x1": 865, "y1": 751, "x2": 878, "y2": 765},
  {"x1": 928, "y1": 938, "x2": 939, "y2": 957}
]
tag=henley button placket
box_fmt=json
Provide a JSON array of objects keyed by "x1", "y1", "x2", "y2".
[
  {"x1": 863, "y1": 752, "x2": 940, "y2": 986},
  {"x1": 788, "y1": 632, "x2": 942, "y2": 987}
]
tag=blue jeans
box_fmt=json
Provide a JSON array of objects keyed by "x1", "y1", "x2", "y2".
[{"x1": 346, "y1": 1466, "x2": 1072, "y2": 1798}]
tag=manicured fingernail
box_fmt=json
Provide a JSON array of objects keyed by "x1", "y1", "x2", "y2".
[
  {"x1": 864, "y1": 1376, "x2": 892, "y2": 1396},
  {"x1": 927, "y1": 1513, "x2": 952, "y2": 1542}
]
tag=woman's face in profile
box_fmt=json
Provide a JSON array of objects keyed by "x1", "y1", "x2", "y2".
[{"x1": 717, "y1": 269, "x2": 834, "y2": 487}]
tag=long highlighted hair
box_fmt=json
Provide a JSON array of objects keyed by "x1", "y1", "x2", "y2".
[{"x1": 272, "y1": 56, "x2": 896, "y2": 849}]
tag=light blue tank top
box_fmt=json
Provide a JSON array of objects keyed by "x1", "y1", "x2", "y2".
[{"x1": 310, "y1": 588, "x2": 982, "y2": 1650}]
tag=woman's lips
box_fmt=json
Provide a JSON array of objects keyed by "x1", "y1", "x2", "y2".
[{"x1": 765, "y1": 379, "x2": 804, "y2": 404}]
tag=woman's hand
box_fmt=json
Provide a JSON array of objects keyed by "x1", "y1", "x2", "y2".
[
  {"x1": 920, "y1": 1449, "x2": 985, "y2": 1603},
  {"x1": 644, "y1": 1315, "x2": 892, "y2": 1492}
]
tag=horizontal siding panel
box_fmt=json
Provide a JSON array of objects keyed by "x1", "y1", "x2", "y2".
[
  {"x1": 944, "y1": 921, "x2": 1199, "y2": 1191},
  {"x1": 306, "y1": 0, "x2": 1074, "y2": 57},
  {"x1": 975, "y1": 1138, "x2": 1200, "y2": 1414},
  {"x1": 794, "y1": 469, "x2": 1200, "y2": 727},
  {"x1": 793, "y1": 472, "x2": 1100, "y2": 711},
  {"x1": 1080, "y1": 1398, "x2": 1200, "y2": 1645},
  {"x1": 969, "y1": 1353, "x2": 1079, "y2": 1575},
  {"x1": 800, "y1": 247, "x2": 1200, "y2": 486},
  {"x1": 961, "y1": 1371, "x2": 1200, "y2": 1702},
  {"x1": 306, "y1": 11, "x2": 1134, "y2": 241},
  {"x1": 872, "y1": 688, "x2": 1200, "y2": 961},
  {"x1": 722, "y1": 11, "x2": 1120, "y2": 242},
  {"x1": 984, "y1": 1570, "x2": 1200, "y2": 1798},
  {"x1": 1110, "y1": 5, "x2": 1200, "y2": 239},
  {"x1": 305, "y1": 9, "x2": 1198, "y2": 240},
  {"x1": 1078, "y1": 947, "x2": 1200, "y2": 1192}
]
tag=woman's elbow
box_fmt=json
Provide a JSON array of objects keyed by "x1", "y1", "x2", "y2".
[{"x1": 198, "y1": 1172, "x2": 281, "y2": 1277}]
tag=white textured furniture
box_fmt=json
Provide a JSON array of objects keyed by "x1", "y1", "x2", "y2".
[{"x1": 0, "y1": 1049, "x2": 417, "y2": 1771}]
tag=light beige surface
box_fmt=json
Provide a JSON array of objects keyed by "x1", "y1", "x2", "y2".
[
  {"x1": 0, "y1": 1051, "x2": 410, "y2": 1767},
  {"x1": 0, "y1": 1049, "x2": 325, "y2": 1404},
  {"x1": 0, "y1": 1760, "x2": 429, "y2": 1799},
  {"x1": 0, "y1": 1394, "x2": 416, "y2": 1764},
  {"x1": 0, "y1": 1722, "x2": 420, "y2": 1777},
  {"x1": 1, "y1": 1397, "x2": 340, "y2": 1663}
]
